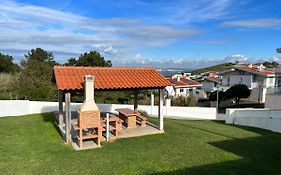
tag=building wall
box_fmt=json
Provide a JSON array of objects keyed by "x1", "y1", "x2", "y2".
[
  {"x1": 202, "y1": 81, "x2": 215, "y2": 92},
  {"x1": 174, "y1": 87, "x2": 206, "y2": 99},
  {"x1": 265, "y1": 94, "x2": 281, "y2": 109}
]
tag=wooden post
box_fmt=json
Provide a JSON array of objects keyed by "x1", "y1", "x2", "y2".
[
  {"x1": 158, "y1": 89, "x2": 164, "y2": 130},
  {"x1": 106, "y1": 113, "x2": 110, "y2": 141},
  {"x1": 65, "y1": 92, "x2": 71, "y2": 143},
  {"x1": 58, "y1": 91, "x2": 64, "y2": 129},
  {"x1": 150, "y1": 91, "x2": 154, "y2": 115},
  {"x1": 134, "y1": 90, "x2": 138, "y2": 111}
]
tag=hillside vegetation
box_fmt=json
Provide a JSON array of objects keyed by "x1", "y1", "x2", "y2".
[{"x1": 191, "y1": 63, "x2": 235, "y2": 75}]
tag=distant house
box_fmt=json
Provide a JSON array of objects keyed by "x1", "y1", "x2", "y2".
[
  {"x1": 166, "y1": 75, "x2": 205, "y2": 99},
  {"x1": 219, "y1": 64, "x2": 276, "y2": 102},
  {"x1": 201, "y1": 76, "x2": 220, "y2": 97}
]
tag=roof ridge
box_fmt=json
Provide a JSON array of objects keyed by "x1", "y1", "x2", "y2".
[{"x1": 54, "y1": 65, "x2": 155, "y2": 69}]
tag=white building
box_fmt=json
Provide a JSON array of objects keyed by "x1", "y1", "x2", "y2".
[
  {"x1": 201, "y1": 76, "x2": 219, "y2": 97},
  {"x1": 219, "y1": 64, "x2": 276, "y2": 103},
  {"x1": 166, "y1": 75, "x2": 205, "y2": 99}
]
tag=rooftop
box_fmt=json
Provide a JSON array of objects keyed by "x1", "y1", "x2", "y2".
[
  {"x1": 219, "y1": 65, "x2": 276, "y2": 77},
  {"x1": 166, "y1": 77, "x2": 201, "y2": 87},
  {"x1": 237, "y1": 65, "x2": 275, "y2": 76},
  {"x1": 54, "y1": 66, "x2": 171, "y2": 91},
  {"x1": 205, "y1": 76, "x2": 219, "y2": 82}
]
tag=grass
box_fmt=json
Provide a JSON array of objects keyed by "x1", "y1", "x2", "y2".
[{"x1": 1, "y1": 113, "x2": 281, "y2": 175}]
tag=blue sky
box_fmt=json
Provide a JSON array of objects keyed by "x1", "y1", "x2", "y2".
[{"x1": 0, "y1": 0, "x2": 281, "y2": 69}]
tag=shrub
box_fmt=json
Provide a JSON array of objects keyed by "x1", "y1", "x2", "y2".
[
  {"x1": 137, "y1": 110, "x2": 150, "y2": 118},
  {"x1": 171, "y1": 95, "x2": 197, "y2": 107}
]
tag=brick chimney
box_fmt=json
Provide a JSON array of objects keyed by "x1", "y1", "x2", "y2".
[{"x1": 78, "y1": 75, "x2": 99, "y2": 111}]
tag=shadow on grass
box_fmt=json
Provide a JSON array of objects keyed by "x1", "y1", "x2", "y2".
[
  {"x1": 212, "y1": 120, "x2": 273, "y2": 136},
  {"x1": 41, "y1": 112, "x2": 60, "y2": 134},
  {"x1": 150, "y1": 127, "x2": 281, "y2": 175}
]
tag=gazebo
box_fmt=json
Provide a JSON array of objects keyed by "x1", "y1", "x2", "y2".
[
  {"x1": 54, "y1": 66, "x2": 171, "y2": 144},
  {"x1": 277, "y1": 48, "x2": 281, "y2": 53}
]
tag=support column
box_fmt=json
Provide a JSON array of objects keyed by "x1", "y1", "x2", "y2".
[
  {"x1": 58, "y1": 91, "x2": 64, "y2": 129},
  {"x1": 158, "y1": 89, "x2": 164, "y2": 130},
  {"x1": 150, "y1": 91, "x2": 154, "y2": 115},
  {"x1": 133, "y1": 90, "x2": 138, "y2": 111},
  {"x1": 65, "y1": 92, "x2": 71, "y2": 143}
]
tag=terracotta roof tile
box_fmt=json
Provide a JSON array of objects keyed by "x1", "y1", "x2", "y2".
[
  {"x1": 168, "y1": 77, "x2": 201, "y2": 87},
  {"x1": 205, "y1": 76, "x2": 219, "y2": 82},
  {"x1": 239, "y1": 66, "x2": 275, "y2": 75},
  {"x1": 54, "y1": 66, "x2": 171, "y2": 91}
]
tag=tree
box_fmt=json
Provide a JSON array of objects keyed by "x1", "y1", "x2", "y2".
[
  {"x1": 21, "y1": 48, "x2": 57, "y2": 67},
  {"x1": 225, "y1": 84, "x2": 251, "y2": 105},
  {"x1": 18, "y1": 48, "x2": 57, "y2": 101},
  {"x1": 209, "y1": 90, "x2": 225, "y2": 105},
  {"x1": 0, "y1": 53, "x2": 20, "y2": 73},
  {"x1": 65, "y1": 51, "x2": 112, "y2": 67},
  {"x1": 65, "y1": 57, "x2": 78, "y2": 66}
]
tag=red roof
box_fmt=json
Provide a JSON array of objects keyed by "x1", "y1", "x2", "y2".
[
  {"x1": 54, "y1": 66, "x2": 171, "y2": 91},
  {"x1": 175, "y1": 81, "x2": 187, "y2": 86},
  {"x1": 205, "y1": 76, "x2": 219, "y2": 82},
  {"x1": 238, "y1": 66, "x2": 275, "y2": 75},
  {"x1": 167, "y1": 77, "x2": 201, "y2": 87}
]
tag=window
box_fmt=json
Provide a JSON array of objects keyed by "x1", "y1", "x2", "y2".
[
  {"x1": 196, "y1": 91, "x2": 199, "y2": 95},
  {"x1": 253, "y1": 75, "x2": 257, "y2": 82},
  {"x1": 227, "y1": 77, "x2": 230, "y2": 86},
  {"x1": 180, "y1": 89, "x2": 184, "y2": 93}
]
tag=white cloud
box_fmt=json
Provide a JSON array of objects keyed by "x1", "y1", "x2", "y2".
[
  {"x1": 0, "y1": 0, "x2": 200, "y2": 62},
  {"x1": 134, "y1": 53, "x2": 142, "y2": 59},
  {"x1": 222, "y1": 18, "x2": 281, "y2": 28},
  {"x1": 154, "y1": 0, "x2": 234, "y2": 25},
  {"x1": 224, "y1": 54, "x2": 248, "y2": 63}
]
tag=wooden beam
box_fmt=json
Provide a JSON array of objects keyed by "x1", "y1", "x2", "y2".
[
  {"x1": 158, "y1": 89, "x2": 164, "y2": 130},
  {"x1": 58, "y1": 91, "x2": 64, "y2": 129},
  {"x1": 133, "y1": 90, "x2": 138, "y2": 111},
  {"x1": 65, "y1": 92, "x2": 71, "y2": 143}
]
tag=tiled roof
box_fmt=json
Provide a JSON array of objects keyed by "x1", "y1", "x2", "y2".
[
  {"x1": 175, "y1": 81, "x2": 187, "y2": 86},
  {"x1": 54, "y1": 66, "x2": 171, "y2": 91},
  {"x1": 167, "y1": 77, "x2": 201, "y2": 87},
  {"x1": 238, "y1": 66, "x2": 275, "y2": 75},
  {"x1": 205, "y1": 76, "x2": 219, "y2": 82}
]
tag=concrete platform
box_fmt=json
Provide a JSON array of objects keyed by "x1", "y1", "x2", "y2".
[{"x1": 54, "y1": 111, "x2": 163, "y2": 151}]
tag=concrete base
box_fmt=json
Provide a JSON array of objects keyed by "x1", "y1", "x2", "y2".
[{"x1": 54, "y1": 111, "x2": 163, "y2": 151}]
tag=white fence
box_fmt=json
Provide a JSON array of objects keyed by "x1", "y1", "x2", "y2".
[
  {"x1": 0, "y1": 100, "x2": 216, "y2": 120},
  {"x1": 226, "y1": 108, "x2": 281, "y2": 133}
]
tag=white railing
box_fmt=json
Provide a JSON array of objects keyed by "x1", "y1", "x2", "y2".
[{"x1": 0, "y1": 100, "x2": 216, "y2": 120}]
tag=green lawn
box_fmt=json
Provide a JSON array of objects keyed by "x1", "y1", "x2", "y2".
[{"x1": 1, "y1": 113, "x2": 281, "y2": 175}]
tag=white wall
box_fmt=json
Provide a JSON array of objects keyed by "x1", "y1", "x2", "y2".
[
  {"x1": 0, "y1": 100, "x2": 217, "y2": 120},
  {"x1": 225, "y1": 108, "x2": 281, "y2": 133},
  {"x1": 229, "y1": 75, "x2": 252, "y2": 88},
  {"x1": 265, "y1": 94, "x2": 281, "y2": 109},
  {"x1": 202, "y1": 81, "x2": 215, "y2": 92}
]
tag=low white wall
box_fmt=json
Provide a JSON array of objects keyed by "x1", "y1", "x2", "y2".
[
  {"x1": 0, "y1": 100, "x2": 216, "y2": 120},
  {"x1": 225, "y1": 108, "x2": 281, "y2": 133}
]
